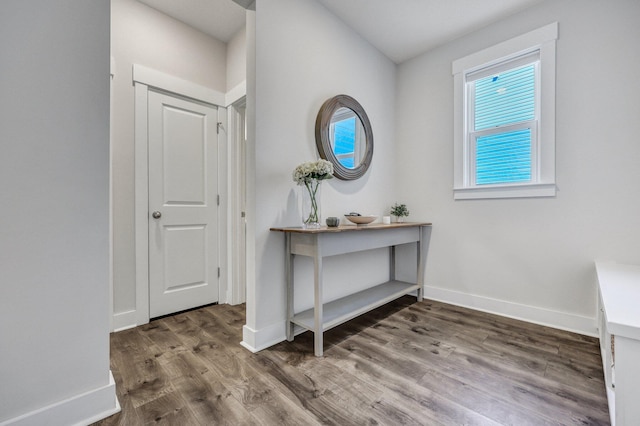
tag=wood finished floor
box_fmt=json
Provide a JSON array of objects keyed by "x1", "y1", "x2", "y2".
[{"x1": 94, "y1": 297, "x2": 610, "y2": 425}]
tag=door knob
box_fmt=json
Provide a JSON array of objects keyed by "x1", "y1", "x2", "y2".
[{"x1": 152, "y1": 211, "x2": 162, "y2": 219}]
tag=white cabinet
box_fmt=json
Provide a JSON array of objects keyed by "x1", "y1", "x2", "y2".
[{"x1": 596, "y1": 261, "x2": 640, "y2": 426}]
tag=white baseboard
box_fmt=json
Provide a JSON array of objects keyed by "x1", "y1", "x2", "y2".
[
  {"x1": 241, "y1": 321, "x2": 286, "y2": 353},
  {"x1": 240, "y1": 287, "x2": 597, "y2": 354},
  {"x1": 1, "y1": 371, "x2": 120, "y2": 426},
  {"x1": 112, "y1": 309, "x2": 137, "y2": 332},
  {"x1": 422, "y1": 285, "x2": 597, "y2": 337}
]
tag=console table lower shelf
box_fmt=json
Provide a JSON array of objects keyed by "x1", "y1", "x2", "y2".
[
  {"x1": 291, "y1": 280, "x2": 420, "y2": 332},
  {"x1": 271, "y1": 222, "x2": 432, "y2": 356}
]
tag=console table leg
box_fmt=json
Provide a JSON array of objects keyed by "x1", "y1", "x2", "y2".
[
  {"x1": 314, "y1": 245, "x2": 324, "y2": 357},
  {"x1": 416, "y1": 226, "x2": 432, "y2": 302},
  {"x1": 416, "y1": 240, "x2": 423, "y2": 302},
  {"x1": 314, "y1": 333, "x2": 323, "y2": 357},
  {"x1": 285, "y1": 234, "x2": 294, "y2": 341},
  {"x1": 389, "y1": 245, "x2": 396, "y2": 281}
]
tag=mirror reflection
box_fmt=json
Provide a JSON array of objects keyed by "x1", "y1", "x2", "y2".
[{"x1": 330, "y1": 107, "x2": 366, "y2": 169}]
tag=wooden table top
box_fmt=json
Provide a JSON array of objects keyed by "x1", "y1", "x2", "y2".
[{"x1": 270, "y1": 222, "x2": 432, "y2": 234}]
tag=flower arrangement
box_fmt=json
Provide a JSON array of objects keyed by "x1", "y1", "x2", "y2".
[
  {"x1": 390, "y1": 203, "x2": 409, "y2": 222},
  {"x1": 293, "y1": 160, "x2": 333, "y2": 228},
  {"x1": 292, "y1": 159, "x2": 334, "y2": 184}
]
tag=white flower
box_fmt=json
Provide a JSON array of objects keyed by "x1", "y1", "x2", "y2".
[{"x1": 293, "y1": 159, "x2": 334, "y2": 185}]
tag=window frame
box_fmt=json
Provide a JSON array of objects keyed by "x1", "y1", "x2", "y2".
[{"x1": 453, "y1": 22, "x2": 558, "y2": 200}]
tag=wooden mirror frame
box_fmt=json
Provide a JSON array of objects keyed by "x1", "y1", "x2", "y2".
[{"x1": 315, "y1": 94, "x2": 374, "y2": 180}]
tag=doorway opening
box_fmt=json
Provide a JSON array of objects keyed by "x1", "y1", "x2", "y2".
[{"x1": 110, "y1": 0, "x2": 249, "y2": 330}]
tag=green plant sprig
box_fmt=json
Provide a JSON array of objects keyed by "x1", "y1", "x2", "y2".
[{"x1": 390, "y1": 203, "x2": 409, "y2": 217}]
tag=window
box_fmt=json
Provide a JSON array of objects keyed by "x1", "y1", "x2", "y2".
[
  {"x1": 453, "y1": 23, "x2": 558, "y2": 199},
  {"x1": 330, "y1": 108, "x2": 363, "y2": 169},
  {"x1": 332, "y1": 114, "x2": 357, "y2": 168}
]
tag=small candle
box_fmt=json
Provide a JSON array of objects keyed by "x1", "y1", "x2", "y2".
[{"x1": 382, "y1": 216, "x2": 391, "y2": 224}]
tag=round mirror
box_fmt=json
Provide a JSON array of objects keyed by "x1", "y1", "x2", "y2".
[{"x1": 315, "y1": 94, "x2": 373, "y2": 180}]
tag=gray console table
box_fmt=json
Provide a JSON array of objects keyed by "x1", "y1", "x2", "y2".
[{"x1": 271, "y1": 222, "x2": 432, "y2": 356}]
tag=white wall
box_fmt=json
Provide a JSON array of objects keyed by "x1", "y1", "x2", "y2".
[
  {"x1": 0, "y1": 1, "x2": 117, "y2": 424},
  {"x1": 227, "y1": 25, "x2": 247, "y2": 92},
  {"x1": 110, "y1": 0, "x2": 228, "y2": 322},
  {"x1": 396, "y1": 0, "x2": 640, "y2": 334},
  {"x1": 243, "y1": 0, "x2": 397, "y2": 350}
]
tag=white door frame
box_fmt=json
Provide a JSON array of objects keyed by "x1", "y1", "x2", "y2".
[
  {"x1": 109, "y1": 57, "x2": 115, "y2": 332},
  {"x1": 133, "y1": 64, "x2": 228, "y2": 325},
  {"x1": 227, "y1": 96, "x2": 247, "y2": 305}
]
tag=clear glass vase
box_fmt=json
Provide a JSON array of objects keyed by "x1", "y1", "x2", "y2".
[{"x1": 301, "y1": 179, "x2": 322, "y2": 229}]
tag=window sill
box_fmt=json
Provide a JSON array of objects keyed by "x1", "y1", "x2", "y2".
[{"x1": 453, "y1": 183, "x2": 556, "y2": 200}]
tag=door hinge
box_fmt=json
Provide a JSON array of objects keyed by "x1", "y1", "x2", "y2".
[
  {"x1": 217, "y1": 194, "x2": 220, "y2": 206},
  {"x1": 217, "y1": 122, "x2": 223, "y2": 134},
  {"x1": 241, "y1": 211, "x2": 246, "y2": 218},
  {"x1": 217, "y1": 267, "x2": 221, "y2": 278}
]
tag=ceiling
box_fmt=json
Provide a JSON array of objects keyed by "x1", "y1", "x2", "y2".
[
  {"x1": 137, "y1": 0, "x2": 545, "y2": 63},
  {"x1": 317, "y1": 0, "x2": 546, "y2": 63},
  {"x1": 137, "y1": 0, "x2": 247, "y2": 43}
]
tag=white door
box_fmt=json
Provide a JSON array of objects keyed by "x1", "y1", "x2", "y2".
[{"x1": 148, "y1": 90, "x2": 219, "y2": 318}]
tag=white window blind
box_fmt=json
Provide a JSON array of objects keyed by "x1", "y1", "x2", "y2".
[
  {"x1": 332, "y1": 116, "x2": 356, "y2": 168},
  {"x1": 469, "y1": 60, "x2": 537, "y2": 185}
]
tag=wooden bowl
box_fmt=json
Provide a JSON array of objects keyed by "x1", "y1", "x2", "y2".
[{"x1": 344, "y1": 215, "x2": 377, "y2": 225}]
